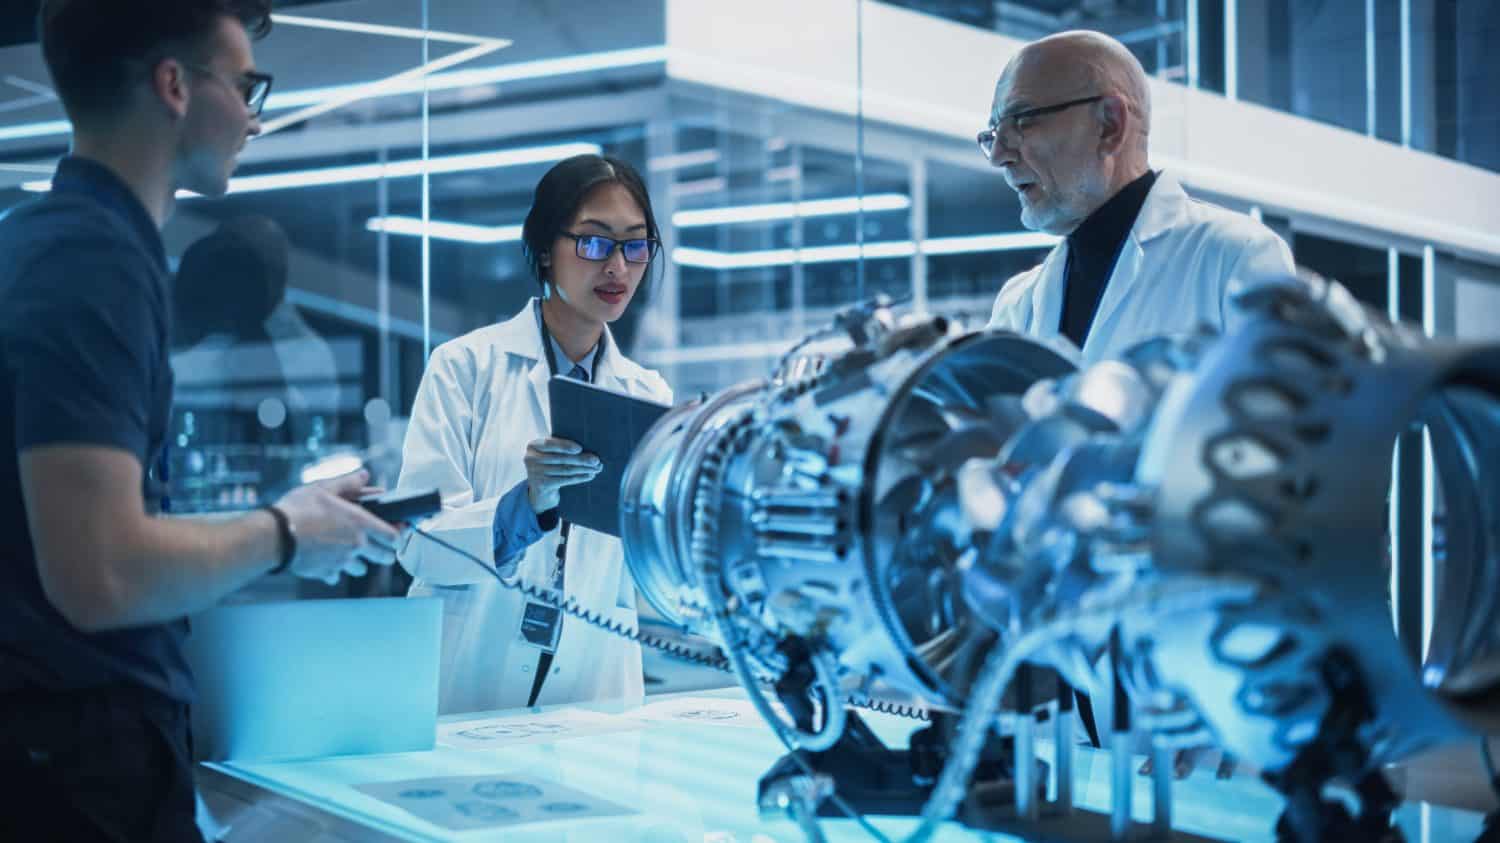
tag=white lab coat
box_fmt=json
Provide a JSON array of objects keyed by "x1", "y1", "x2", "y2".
[
  {"x1": 987, "y1": 172, "x2": 1296, "y2": 363},
  {"x1": 395, "y1": 300, "x2": 672, "y2": 715}
]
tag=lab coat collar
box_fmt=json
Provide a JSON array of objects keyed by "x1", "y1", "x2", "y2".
[
  {"x1": 1025, "y1": 171, "x2": 1190, "y2": 351},
  {"x1": 1083, "y1": 171, "x2": 1190, "y2": 356},
  {"x1": 505, "y1": 298, "x2": 651, "y2": 426},
  {"x1": 1131, "y1": 170, "x2": 1190, "y2": 246}
]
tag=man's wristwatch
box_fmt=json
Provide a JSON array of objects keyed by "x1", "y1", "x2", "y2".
[{"x1": 262, "y1": 504, "x2": 297, "y2": 574}]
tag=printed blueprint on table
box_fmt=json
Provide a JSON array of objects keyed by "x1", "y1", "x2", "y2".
[
  {"x1": 436, "y1": 708, "x2": 642, "y2": 749},
  {"x1": 356, "y1": 773, "x2": 636, "y2": 831},
  {"x1": 626, "y1": 696, "x2": 788, "y2": 729}
]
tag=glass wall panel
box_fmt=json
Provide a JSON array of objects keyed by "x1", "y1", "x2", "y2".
[
  {"x1": 417, "y1": 2, "x2": 881, "y2": 400},
  {"x1": 887, "y1": 0, "x2": 1189, "y2": 79},
  {"x1": 924, "y1": 157, "x2": 1051, "y2": 325},
  {"x1": 855, "y1": 0, "x2": 1498, "y2": 720},
  {"x1": 177, "y1": 4, "x2": 432, "y2": 598},
  {"x1": 1234, "y1": 0, "x2": 1368, "y2": 135},
  {"x1": 1289, "y1": 231, "x2": 1387, "y2": 309},
  {"x1": 0, "y1": 3, "x2": 430, "y2": 599},
  {"x1": 1415, "y1": 0, "x2": 1500, "y2": 172}
]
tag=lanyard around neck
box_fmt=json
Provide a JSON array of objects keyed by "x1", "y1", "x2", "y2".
[{"x1": 533, "y1": 298, "x2": 606, "y2": 380}]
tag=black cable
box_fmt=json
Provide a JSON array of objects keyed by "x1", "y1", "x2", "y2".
[
  {"x1": 1479, "y1": 738, "x2": 1500, "y2": 843},
  {"x1": 412, "y1": 526, "x2": 732, "y2": 672},
  {"x1": 410, "y1": 525, "x2": 923, "y2": 841},
  {"x1": 410, "y1": 524, "x2": 930, "y2": 724},
  {"x1": 847, "y1": 695, "x2": 930, "y2": 722},
  {"x1": 1481, "y1": 737, "x2": 1500, "y2": 802}
]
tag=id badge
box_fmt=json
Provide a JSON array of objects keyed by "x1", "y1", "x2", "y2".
[{"x1": 519, "y1": 600, "x2": 563, "y2": 654}]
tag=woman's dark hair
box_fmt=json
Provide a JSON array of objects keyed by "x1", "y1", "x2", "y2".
[
  {"x1": 39, "y1": 0, "x2": 273, "y2": 126},
  {"x1": 521, "y1": 153, "x2": 661, "y2": 299}
]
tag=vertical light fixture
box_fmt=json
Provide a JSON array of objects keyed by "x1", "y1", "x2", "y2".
[
  {"x1": 1186, "y1": 0, "x2": 1201, "y2": 90},
  {"x1": 1400, "y1": 0, "x2": 1413, "y2": 148},
  {"x1": 1420, "y1": 244, "x2": 1436, "y2": 660},
  {"x1": 1387, "y1": 247, "x2": 1401, "y2": 631},
  {"x1": 420, "y1": 2, "x2": 433, "y2": 361},
  {"x1": 1224, "y1": 0, "x2": 1239, "y2": 101},
  {"x1": 1365, "y1": 0, "x2": 1377, "y2": 137}
]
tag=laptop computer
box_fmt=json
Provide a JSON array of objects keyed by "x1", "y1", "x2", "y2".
[{"x1": 185, "y1": 596, "x2": 441, "y2": 762}]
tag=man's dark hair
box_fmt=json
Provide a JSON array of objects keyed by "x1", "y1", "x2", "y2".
[
  {"x1": 521, "y1": 153, "x2": 662, "y2": 299},
  {"x1": 38, "y1": 0, "x2": 272, "y2": 125}
]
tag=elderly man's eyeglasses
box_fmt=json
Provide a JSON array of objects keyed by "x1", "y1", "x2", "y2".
[
  {"x1": 977, "y1": 95, "x2": 1104, "y2": 158},
  {"x1": 562, "y1": 233, "x2": 660, "y2": 264},
  {"x1": 184, "y1": 63, "x2": 275, "y2": 117}
]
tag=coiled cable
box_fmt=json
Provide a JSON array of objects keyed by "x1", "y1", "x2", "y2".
[
  {"x1": 410, "y1": 524, "x2": 926, "y2": 723},
  {"x1": 412, "y1": 527, "x2": 731, "y2": 672}
]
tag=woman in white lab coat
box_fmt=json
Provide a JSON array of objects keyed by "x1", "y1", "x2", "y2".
[{"x1": 395, "y1": 154, "x2": 671, "y2": 714}]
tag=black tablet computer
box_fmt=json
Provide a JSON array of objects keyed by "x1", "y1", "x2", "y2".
[{"x1": 548, "y1": 375, "x2": 671, "y2": 536}]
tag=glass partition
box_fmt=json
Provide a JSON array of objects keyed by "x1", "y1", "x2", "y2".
[
  {"x1": 0, "y1": 3, "x2": 435, "y2": 598},
  {"x1": 171, "y1": 4, "x2": 438, "y2": 597},
  {"x1": 164, "y1": 5, "x2": 434, "y2": 515},
  {"x1": 419, "y1": 1, "x2": 874, "y2": 399},
  {"x1": 1, "y1": 0, "x2": 1494, "y2": 621}
]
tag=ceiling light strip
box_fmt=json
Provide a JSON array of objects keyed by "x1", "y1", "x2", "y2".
[
  {"x1": 0, "y1": 46, "x2": 667, "y2": 145},
  {"x1": 258, "y1": 40, "x2": 509, "y2": 136},
  {"x1": 673, "y1": 193, "x2": 912, "y2": 227},
  {"x1": 226, "y1": 141, "x2": 601, "y2": 194},
  {"x1": 22, "y1": 141, "x2": 601, "y2": 194},
  {"x1": 271, "y1": 13, "x2": 506, "y2": 46},
  {"x1": 672, "y1": 231, "x2": 1056, "y2": 269},
  {"x1": 366, "y1": 216, "x2": 523, "y2": 243},
  {"x1": 360, "y1": 213, "x2": 1059, "y2": 262},
  {"x1": 648, "y1": 149, "x2": 721, "y2": 171},
  {"x1": 0, "y1": 119, "x2": 69, "y2": 142}
]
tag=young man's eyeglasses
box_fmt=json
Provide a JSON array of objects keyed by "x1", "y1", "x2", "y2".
[
  {"x1": 183, "y1": 63, "x2": 275, "y2": 117},
  {"x1": 562, "y1": 233, "x2": 659, "y2": 264},
  {"x1": 977, "y1": 95, "x2": 1104, "y2": 159}
]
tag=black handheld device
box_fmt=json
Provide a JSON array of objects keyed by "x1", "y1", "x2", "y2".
[
  {"x1": 548, "y1": 376, "x2": 671, "y2": 537},
  {"x1": 358, "y1": 488, "x2": 442, "y2": 523}
]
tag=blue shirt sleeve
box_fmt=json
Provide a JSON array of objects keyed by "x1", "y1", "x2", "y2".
[{"x1": 492, "y1": 479, "x2": 559, "y2": 565}]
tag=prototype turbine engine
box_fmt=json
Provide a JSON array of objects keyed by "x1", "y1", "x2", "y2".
[
  {"x1": 620, "y1": 300, "x2": 1075, "y2": 744},
  {"x1": 616, "y1": 280, "x2": 1500, "y2": 841}
]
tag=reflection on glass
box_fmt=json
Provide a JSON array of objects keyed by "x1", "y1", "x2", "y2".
[
  {"x1": 1235, "y1": 1, "x2": 1368, "y2": 135},
  {"x1": 884, "y1": 0, "x2": 1188, "y2": 79},
  {"x1": 170, "y1": 215, "x2": 347, "y2": 512}
]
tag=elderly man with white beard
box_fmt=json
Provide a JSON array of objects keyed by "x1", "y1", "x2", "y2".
[
  {"x1": 983, "y1": 30, "x2": 1295, "y2": 364},
  {"x1": 980, "y1": 29, "x2": 1297, "y2": 776}
]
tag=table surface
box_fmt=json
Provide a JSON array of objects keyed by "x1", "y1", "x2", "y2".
[{"x1": 208, "y1": 688, "x2": 1488, "y2": 842}]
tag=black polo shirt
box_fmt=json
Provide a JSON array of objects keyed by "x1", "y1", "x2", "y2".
[{"x1": 0, "y1": 156, "x2": 189, "y2": 703}]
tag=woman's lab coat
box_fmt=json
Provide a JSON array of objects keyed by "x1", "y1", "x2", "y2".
[
  {"x1": 987, "y1": 172, "x2": 1297, "y2": 363},
  {"x1": 395, "y1": 300, "x2": 672, "y2": 714}
]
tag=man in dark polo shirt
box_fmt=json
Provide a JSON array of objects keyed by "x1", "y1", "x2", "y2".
[{"x1": 0, "y1": 2, "x2": 401, "y2": 840}]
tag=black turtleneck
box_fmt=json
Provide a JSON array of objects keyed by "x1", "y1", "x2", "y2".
[{"x1": 1059, "y1": 169, "x2": 1158, "y2": 348}]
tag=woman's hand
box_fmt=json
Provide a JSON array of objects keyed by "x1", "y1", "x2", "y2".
[{"x1": 524, "y1": 437, "x2": 602, "y2": 513}]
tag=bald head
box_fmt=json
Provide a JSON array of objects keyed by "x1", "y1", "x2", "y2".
[
  {"x1": 1011, "y1": 31, "x2": 1152, "y2": 137},
  {"x1": 987, "y1": 31, "x2": 1154, "y2": 234}
]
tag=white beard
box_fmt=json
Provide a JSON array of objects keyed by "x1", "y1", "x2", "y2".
[{"x1": 1021, "y1": 167, "x2": 1111, "y2": 235}]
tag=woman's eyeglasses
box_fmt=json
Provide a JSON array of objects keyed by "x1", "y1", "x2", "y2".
[{"x1": 562, "y1": 233, "x2": 659, "y2": 264}]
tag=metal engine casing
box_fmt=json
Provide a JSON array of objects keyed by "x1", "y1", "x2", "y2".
[{"x1": 620, "y1": 310, "x2": 1074, "y2": 711}]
